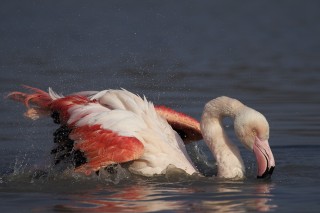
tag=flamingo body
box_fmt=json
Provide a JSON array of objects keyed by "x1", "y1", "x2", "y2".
[
  {"x1": 8, "y1": 86, "x2": 275, "y2": 179},
  {"x1": 8, "y1": 87, "x2": 199, "y2": 176}
]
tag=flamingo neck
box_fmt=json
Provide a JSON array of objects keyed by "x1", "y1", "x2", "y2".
[{"x1": 200, "y1": 97, "x2": 245, "y2": 179}]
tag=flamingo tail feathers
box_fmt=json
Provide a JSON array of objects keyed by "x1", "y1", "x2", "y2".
[{"x1": 7, "y1": 85, "x2": 55, "y2": 120}]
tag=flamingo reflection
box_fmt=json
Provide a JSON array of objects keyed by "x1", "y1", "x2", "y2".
[
  {"x1": 52, "y1": 184, "x2": 191, "y2": 212},
  {"x1": 51, "y1": 182, "x2": 276, "y2": 212},
  {"x1": 200, "y1": 182, "x2": 277, "y2": 212}
]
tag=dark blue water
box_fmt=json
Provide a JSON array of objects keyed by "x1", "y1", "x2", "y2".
[{"x1": 1, "y1": 1, "x2": 320, "y2": 212}]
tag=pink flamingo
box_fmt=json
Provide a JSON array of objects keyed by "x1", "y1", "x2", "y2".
[{"x1": 8, "y1": 86, "x2": 275, "y2": 179}]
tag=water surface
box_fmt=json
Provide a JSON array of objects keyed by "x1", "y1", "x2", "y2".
[{"x1": 1, "y1": 1, "x2": 320, "y2": 212}]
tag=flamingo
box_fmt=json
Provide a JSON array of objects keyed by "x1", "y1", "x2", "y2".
[{"x1": 7, "y1": 86, "x2": 275, "y2": 179}]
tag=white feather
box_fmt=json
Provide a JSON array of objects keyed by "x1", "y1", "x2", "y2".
[
  {"x1": 48, "y1": 87, "x2": 63, "y2": 100},
  {"x1": 66, "y1": 89, "x2": 198, "y2": 176}
]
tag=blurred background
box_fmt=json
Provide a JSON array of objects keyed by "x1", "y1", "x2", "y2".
[{"x1": 1, "y1": 0, "x2": 320, "y2": 157}]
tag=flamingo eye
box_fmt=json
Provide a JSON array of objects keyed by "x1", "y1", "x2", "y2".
[{"x1": 252, "y1": 129, "x2": 257, "y2": 136}]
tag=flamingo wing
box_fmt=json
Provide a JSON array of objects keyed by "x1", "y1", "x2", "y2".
[
  {"x1": 9, "y1": 87, "x2": 146, "y2": 174},
  {"x1": 154, "y1": 105, "x2": 202, "y2": 143},
  {"x1": 70, "y1": 124, "x2": 144, "y2": 175},
  {"x1": 85, "y1": 89, "x2": 203, "y2": 143},
  {"x1": 8, "y1": 86, "x2": 201, "y2": 175},
  {"x1": 51, "y1": 93, "x2": 148, "y2": 175}
]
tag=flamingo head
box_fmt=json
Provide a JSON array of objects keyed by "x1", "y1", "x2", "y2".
[{"x1": 234, "y1": 107, "x2": 275, "y2": 179}]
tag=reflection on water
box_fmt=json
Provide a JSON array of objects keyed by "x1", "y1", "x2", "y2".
[
  {"x1": 0, "y1": 145, "x2": 278, "y2": 213},
  {"x1": 32, "y1": 180, "x2": 276, "y2": 212},
  {"x1": 53, "y1": 185, "x2": 185, "y2": 212},
  {"x1": 199, "y1": 182, "x2": 276, "y2": 213}
]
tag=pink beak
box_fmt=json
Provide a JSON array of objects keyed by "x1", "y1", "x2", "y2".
[{"x1": 253, "y1": 136, "x2": 275, "y2": 179}]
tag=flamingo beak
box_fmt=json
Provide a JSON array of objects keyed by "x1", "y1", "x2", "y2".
[{"x1": 253, "y1": 136, "x2": 275, "y2": 179}]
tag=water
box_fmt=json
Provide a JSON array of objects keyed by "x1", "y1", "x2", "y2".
[{"x1": 1, "y1": 1, "x2": 320, "y2": 212}]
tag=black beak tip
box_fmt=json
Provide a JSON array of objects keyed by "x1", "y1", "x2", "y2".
[{"x1": 257, "y1": 166, "x2": 275, "y2": 180}]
